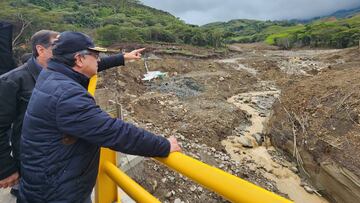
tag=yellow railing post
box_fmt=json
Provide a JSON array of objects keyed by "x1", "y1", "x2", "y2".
[
  {"x1": 103, "y1": 161, "x2": 160, "y2": 203},
  {"x1": 87, "y1": 75, "x2": 98, "y2": 97},
  {"x1": 88, "y1": 75, "x2": 118, "y2": 203},
  {"x1": 95, "y1": 148, "x2": 118, "y2": 203}
]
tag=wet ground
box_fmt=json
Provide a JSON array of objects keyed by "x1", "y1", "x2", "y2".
[
  {"x1": 219, "y1": 56, "x2": 328, "y2": 203},
  {"x1": 95, "y1": 43, "x2": 351, "y2": 202}
]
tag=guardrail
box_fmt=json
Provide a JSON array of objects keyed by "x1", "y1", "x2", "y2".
[{"x1": 88, "y1": 75, "x2": 293, "y2": 203}]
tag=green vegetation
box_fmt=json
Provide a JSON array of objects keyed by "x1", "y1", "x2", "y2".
[
  {"x1": 203, "y1": 19, "x2": 297, "y2": 44},
  {"x1": 205, "y1": 15, "x2": 360, "y2": 49},
  {"x1": 1, "y1": 0, "x2": 360, "y2": 50},
  {"x1": 268, "y1": 16, "x2": 360, "y2": 49},
  {"x1": 0, "y1": 0, "x2": 224, "y2": 49}
]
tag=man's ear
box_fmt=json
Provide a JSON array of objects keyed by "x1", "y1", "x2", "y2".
[
  {"x1": 74, "y1": 55, "x2": 83, "y2": 68},
  {"x1": 35, "y1": 45, "x2": 45, "y2": 56}
]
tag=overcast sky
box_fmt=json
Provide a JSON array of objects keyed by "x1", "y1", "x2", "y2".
[{"x1": 140, "y1": 0, "x2": 360, "y2": 25}]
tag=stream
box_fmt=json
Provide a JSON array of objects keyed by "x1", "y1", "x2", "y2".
[{"x1": 218, "y1": 58, "x2": 329, "y2": 203}]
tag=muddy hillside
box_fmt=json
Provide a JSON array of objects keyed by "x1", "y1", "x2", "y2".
[{"x1": 96, "y1": 43, "x2": 360, "y2": 203}]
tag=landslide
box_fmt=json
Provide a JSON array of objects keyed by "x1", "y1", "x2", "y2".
[
  {"x1": 95, "y1": 43, "x2": 360, "y2": 202},
  {"x1": 268, "y1": 47, "x2": 360, "y2": 203},
  {"x1": 95, "y1": 44, "x2": 285, "y2": 202}
]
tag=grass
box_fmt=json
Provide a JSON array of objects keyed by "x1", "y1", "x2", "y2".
[{"x1": 265, "y1": 25, "x2": 305, "y2": 44}]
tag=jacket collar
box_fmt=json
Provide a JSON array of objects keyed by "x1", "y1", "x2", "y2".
[
  {"x1": 47, "y1": 59, "x2": 90, "y2": 89},
  {"x1": 25, "y1": 57, "x2": 43, "y2": 81}
]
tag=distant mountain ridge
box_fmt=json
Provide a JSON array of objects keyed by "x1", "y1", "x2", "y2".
[
  {"x1": 292, "y1": 6, "x2": 360, "y2": 23},
  {"x1": 204, "y1": 6, "x2": 360, "y2": 27},
  {"x1": 329, "y1": 6, "x2": 360, "y2": 18}
]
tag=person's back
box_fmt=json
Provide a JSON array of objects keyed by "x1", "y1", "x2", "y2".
[
  {"x1": 0, "y1": 30, "x2": 59, "y2": 197},
  {"x1": 21, "y1": 66, "x2": 101, "y2": 202}
]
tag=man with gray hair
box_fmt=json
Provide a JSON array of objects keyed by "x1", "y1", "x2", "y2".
[
  {"x1": 19, "y1": 31, "x2": 181, "y2": 202},
  {"x1": 0, "y1": 29, "x2": 146, "y2": 199}
]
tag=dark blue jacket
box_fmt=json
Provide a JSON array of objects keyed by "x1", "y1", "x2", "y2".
[
  {"x1": 0, "y1": 54, "x2": 126, "y2": 179},
  {"x1": 19, "y1": 59, "x2": 170, "y2": 203}
]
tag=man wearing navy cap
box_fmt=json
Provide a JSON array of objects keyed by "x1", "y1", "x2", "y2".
[
  {"x1": 0, "y1": 29, "x2": 147, "y2": 200},
  {"x1": 19, "y1": 31, "x2": 181, "y2": 203}
]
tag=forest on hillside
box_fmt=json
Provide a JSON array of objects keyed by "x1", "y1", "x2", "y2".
[
  {"x1": 1, "y1": 0, "x2": 360, "y2": 50},
  {"x1": 205, "y1": 14, "x2": 360, "y2": 49},
  {"x1": 0, "y1": 0, "x2": 224, "y2": 49}
]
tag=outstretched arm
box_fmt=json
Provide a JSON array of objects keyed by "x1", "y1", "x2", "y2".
[{"x1": 97, "y1": 48, "x2": 146, "y2": 72}]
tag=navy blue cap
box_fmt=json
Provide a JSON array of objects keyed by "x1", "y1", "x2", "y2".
[{"x1": 52, "y1": 31, "x2": 107, "y2": 56}]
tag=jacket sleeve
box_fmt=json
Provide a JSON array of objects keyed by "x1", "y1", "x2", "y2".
[
  {"x1": 55, "y1": 86, "x2": 170, "y2": 157},
  {"x1": 98, "y1": 54, "x2": 125, "y2": 72},
  {"x1": 0, "y1": 77, "x2": 18, "y2": 179}
]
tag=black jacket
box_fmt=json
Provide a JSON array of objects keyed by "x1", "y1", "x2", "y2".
[{"x1": 0, "y1": 54, "x2": 125, "y2": 179}]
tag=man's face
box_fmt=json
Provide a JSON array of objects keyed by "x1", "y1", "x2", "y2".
[
  {"x1": 37, "y1": 35, "x2": 59, "y2": 61},
  {"x1": 75, "y1": 51, "x2": 99, "y2": 77},
  {"x1": 46, "y1": 35, "x2": 59, "y2": 59}
]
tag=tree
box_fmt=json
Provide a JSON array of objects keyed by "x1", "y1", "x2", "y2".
[
  {"x1": 12, "y1": 13, "x2": 31, "y2": 47},
  {"x1": 206, "y1": 29, "x2": 224, "y2": 48},
  {"x1": 191, "y1": 31, "x2": 207, "y2": 46}
]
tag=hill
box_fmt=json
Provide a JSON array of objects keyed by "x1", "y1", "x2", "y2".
[
  {"x1": 1, "y1": 0, "x2": 360, "y2": 52},
  {"x1": 202, "y1": 10, "x2": 360, "y2": 49},
  {"x1": 203, "y1": 19, "x2": 297, "y2": 44},
  {"x1": 0, "y1": 0, "x2": 224, "y2": 51},
  {"x1": 268, "y1": 14, "x2": 360, "y2": 49}
]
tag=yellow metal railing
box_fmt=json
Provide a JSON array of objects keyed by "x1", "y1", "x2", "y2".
[
  {"x1": 88, "y1": 75, "x2": 293, "y2": 203},
  {"x1": 103, "y1": 161, "x2": 160, "y2": 203},
  {"x1": 156, "y1": 152, "x2": 292, "y2": 203}
]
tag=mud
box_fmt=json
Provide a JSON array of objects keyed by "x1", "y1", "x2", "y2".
[
  {"x1": 268, "y1": 49, "x2": 360, "y2": 203},
  {"x1": 219, "y1": 57, "x2": 327, "y2": 203},
  {"x1": 96, "y1": 43, "x2": 360, "y2": 203}
]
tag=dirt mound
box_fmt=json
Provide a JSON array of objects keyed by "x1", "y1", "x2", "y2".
[
  {"x1": 268, "y1": 54, "x2": 360, "y2": 202},
  {"x1": 109, "y1": 42, "x2": 225, "y2": 59}
]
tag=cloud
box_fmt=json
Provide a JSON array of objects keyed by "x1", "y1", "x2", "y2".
[{"x1": 140, "y1": 0, "x2": 360, "y2": 25}]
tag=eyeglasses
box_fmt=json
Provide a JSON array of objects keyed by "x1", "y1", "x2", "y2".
[
  {"x1": 85, "y1": 52, "x2": 100, "y2": 60},
  {"x1": 77, "y1": 50, "x2": 100, "y2": 60}
]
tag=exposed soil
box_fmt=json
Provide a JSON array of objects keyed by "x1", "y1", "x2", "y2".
[
  {"x1": 268, "y1": 48, "x2": 360, "y2": 203},
  {"x1": 96, "y1": 43, "x2": 360, "y2": 203}
]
